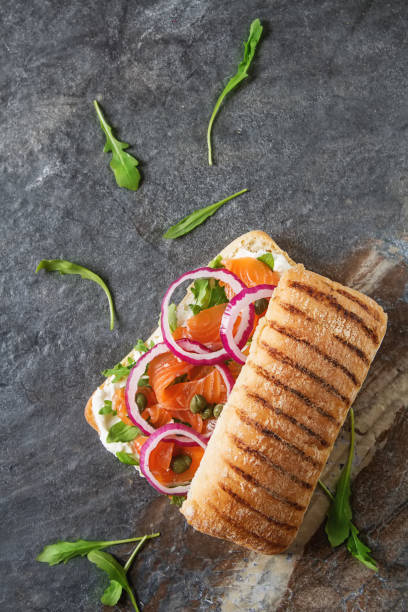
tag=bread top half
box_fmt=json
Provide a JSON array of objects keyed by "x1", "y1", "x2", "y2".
[{"x1": 181, "y1": 264, "x2": 387, "y2": 554}]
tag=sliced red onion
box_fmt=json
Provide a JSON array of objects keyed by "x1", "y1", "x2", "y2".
[
  {"x1": 220, "y1": 284, "x2": 276, "y2": 364},
  {"x1": 139, "y1": 423, "x2": 207, "y2": 495},
  {"x1": 161, "y1": 267, "x2": 254, "y2": 365},
  {"x1": 126, "y1": 339, "x2": 235, "y2": 444}
]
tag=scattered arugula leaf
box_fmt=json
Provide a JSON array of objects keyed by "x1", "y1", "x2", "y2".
[
  {"x1": 170, "y1": 495, "x2": 186, "y2": 508},
  {"x1": 189, "y1": 277, "x2": 228, "y2": 315},
  {"x1": 208, "y1": 254, "x2": 224, "y2": 269},
  {"x1": 93, "y1": 100, "x2": 141, "y2": 191},
  {"x1": 36, "y1": 259, "x2": 116, "y2": 331},
  {"x1": 101, "y1": 578, "x2": 123, "y2": 606},
  {"x1": 257, "y1": 252, "x2": 275, "y2": 271},
  {"x1": 99, "y1": 400, "x2": 116, "y2": 416},
  {"x1": 325, "y1": 408, "x2": 355, "y2": 547},
  {"x1": 319, "y1": 408, "x2": 378, "y2": 570},
  {"x1": 36, "y1": 534, "x2": 159, "y2": 566},
  {"x1": 87, "y1": 549, "x2": 139, "y2": 612},
  {"x1": 107, "y1": 422, "x2": 141, "y2": 443},
  {"x1": 346, "y1": 524, "x2": 378, "y2": 571},
  {"x1": 207, "y1": 18, "x2": 263, "y2": 165},
  {"x1": 116, "y1": 451, "x2": 140, "y2": 466},
  {"x1": 168, "y1": 303, "x2": 178, "y2": 333},
  {"x1": 163, "y1": 188, "x2": 248, "y2": 239},
  {"x1": 102, "y1": 361, "x2": 135, "y2": 382}
]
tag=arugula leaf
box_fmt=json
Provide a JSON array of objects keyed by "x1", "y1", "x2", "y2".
[
  {"x1": 325, "y1": 408, "x2": 355, "y2": 547},
  {"x1": 163, "y1": 188, "x2": 248, "y2": 239},
  {"x1": 102, "y1": 362, "x2": 134, "y2": 382},
  {"x1": 346, "y1": 524, "x2": 378, "y2": 571},
  {"x1": 93, "y1": 100, "x2": 141, "y2": 191},
  {"x1": 36, "y1": 534, "x2": 159, "y2": 566},
  {"x1": 209, "y1": 254, "x2": 224, "y2": 269},
  {"x1": 207, "y1": 18, "x2": 263, "y2": 165},
  {"x1": 107, "y1": 422, "x2": 141, "y2": 443},
  {"x1": 257, "y1": 252, "x2": 275, "y2": 271},
  {"x1": 116, "y1": 451, "x2": 139, "y2": 465},
  {"x1": 99, "y1": 400, "x2": 116, "y2": 416},
  {"x1": 170, "y1": 495, "x2": 186, "y2": 508},
  {"x1": 36, "y1": 259, "x2": 115, "y2": 331},
  {"x1": 87, "y1": 550, "x2": 139, "y2": 612},
  {"x1": 137, "y1": 376, "x2": 150, "y2": 388},
  {"x1": 189, "y1": 277, "x2": 228, "y2": 315},
  {"x1": 134, "y1": 339, "x2": 151, "y2": 353},
  {"x1": 168, "y1": 303, "x2": 178, "y2": 333},
  {"x1": 101, "y1": 580, "x2": 122, "y2": 606}
]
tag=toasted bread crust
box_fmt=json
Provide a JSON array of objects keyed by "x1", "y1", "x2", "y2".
[
  {"x1": 85, "y1": 231, "x2": 294, "y2": 435},
  {"x1": 181, "y1": 265, "x2": 387, "y2": 554}
]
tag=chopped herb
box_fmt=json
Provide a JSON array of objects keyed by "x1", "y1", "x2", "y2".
[
  {"x1": 168, "y1": 303, "x2": 178, "y2": 333},
  {"x1": 319, "y1": 408, "x2": 378, "y2": 570},
  {"x1": 116, "y1": 451, "x2": 140, "y2": 466},
  {"x1": 106, "y1": 422, "x2": 141, "y2": 443},
  {"x1": 172, "y1": 418, "x2": 192, "y2": 427},
  {"x1": 163, "y1": 188, "x2": 248, "y2": 239},
  {"x1": 169, "y1": 495, "x2": 186, "y2": 508},
  {"x1": 257, "y1": 252, "x2": 275, "y2": 271},
  {"x1": 36, "y1": 259, "x2": 116, "y2": 331},
  {"x1": 208, "y1": 255, "x2": 224, "y2": 269},
  {"x1": 93, "y1": 100, "x2": 141, "y2": 191},
  {"x1": 189, "y1": 277, "x2": 228, "y2": 315},
  {"x1": 207, "y1": 18, "x2": 263, "y2": 165},
  {"x1": 99, "y1": 400, "x2": 116, "y2": 416},
  {"x1": 137, "y1": 376, "x2": 150, "y2": 388}
]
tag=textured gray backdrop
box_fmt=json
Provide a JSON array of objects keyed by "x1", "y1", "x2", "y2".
[{"x1": 2, "y1": 1, "x2": 407, "y2": 611}]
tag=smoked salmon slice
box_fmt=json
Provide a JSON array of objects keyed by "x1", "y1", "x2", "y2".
[
  {"x1": 173, "y1": 303, "x2": 227, "y2": 349},
  {"x1": 223, "y1": 257, "x2": 280, "y2": 298}
]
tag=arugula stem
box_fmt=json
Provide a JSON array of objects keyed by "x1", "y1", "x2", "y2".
[
  {"x1": 105, "y1": 533, "x2": 160, "y2": 547},
  {"x1": 318, "y1": 479, "x2": 335, "y2": 502},
  {"x1": 207, "y1": 94, "x2": 225, "y2": 166},
  {"x1": 124, "y1": 536, "x2": 147, "y2": 573},
  {"x1": 128, "y1": 589, "x2": 140, "y2": 612}
]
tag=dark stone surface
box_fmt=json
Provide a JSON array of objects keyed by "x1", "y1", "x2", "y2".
[{"x1": 1, "y1": 0, "x2": 407, "y2": 610}]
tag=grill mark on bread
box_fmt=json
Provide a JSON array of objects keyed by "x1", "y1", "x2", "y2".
[
  {"x1": 277, "y1": 300, "x2": 314, "y2": 322},
  {"x1": 207, "y1": 501, "x2": 286, "y2": 548},
  {"x1": 219, "y1": 483, "x2": 298, "y2": 531},
  {"x1": 259, "y1": 342, "x2": 350, "y2": 405},
  {"x1": 288, "y1": 281, "x2": 379, "y2": 344},
  {"x1": 228, "y1": 432, "x2": 313, "y2": 490},
  {"x1": 267, "y1": 320, "x2": 360, "y2": 386},
  {"x1": 335, "y1": 287, "x2": 381, "y2": 322},
  {"x1": 234, "y1": 411, "x2": 323, "y2": 469},
  {"x1": 333, "y1": 334, "x2": 370, "y2": 366},
  {"x1": 225, "y1": 461, "x2": 306, "y2": 512},
  {"x1": 244, "y1": 386, "x2": 330, "y2": 448},
  {"x1": 277, "y1": 300, "x2": 371, "y2": 366},
  {"x1": 248, "y1": 362, "x2": 339, "y2": 424}
]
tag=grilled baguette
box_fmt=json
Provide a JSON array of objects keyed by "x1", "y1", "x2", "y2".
[{"x1": 180, "y1": 264, "x2": 387, "y2": 554}]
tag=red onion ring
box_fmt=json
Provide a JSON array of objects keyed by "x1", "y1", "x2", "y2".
[
  {"x1": 139, "y1": 423, "x2": 207, "y2": 495},
  {"x1": 161, "y1": 267, "x2": 254, "y2": 365},
  {"x1": 125, "y1": 339, "x2": 234, "y2": 445},
  {"x1": 220, "y1": 284, "x2": 276, "y2": 364}
]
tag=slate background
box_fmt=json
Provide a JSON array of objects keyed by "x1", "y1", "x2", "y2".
[{"x1": 1, "y1": 0, "x2": 407, "y2": 610}]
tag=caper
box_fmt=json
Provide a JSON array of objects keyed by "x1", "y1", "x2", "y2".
[
  {"x1": 170, "y1": 454, "x2": 192, "y2": 474},
  {"x1": 190, "y1": 393, "x2": 207, "y2": 414},
  {"x1": 213, "y1": 403, "x2": 224, "y2": 418},
  {"x1": 254, "y1": 298, "x2": 269, "y2": 315},
  {"x1": 201, "y1": 405, "x2": 214, "y2": 420},
  {"x1": 135, "y1": 392, "x2": 147, "y2": 412}
]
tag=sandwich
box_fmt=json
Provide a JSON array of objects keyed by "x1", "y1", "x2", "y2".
[{"x1": 85, "y1": 231, "x2": 387, "y2": 553}]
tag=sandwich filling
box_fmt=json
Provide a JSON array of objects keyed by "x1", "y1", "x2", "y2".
[{"x1": 88, "y1": 249, "x2": 293, "y2": 497}]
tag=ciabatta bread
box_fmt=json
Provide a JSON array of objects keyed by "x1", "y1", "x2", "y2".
[{"x1": 180, "y1": 265, "x2": 387, "y2": 554}]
